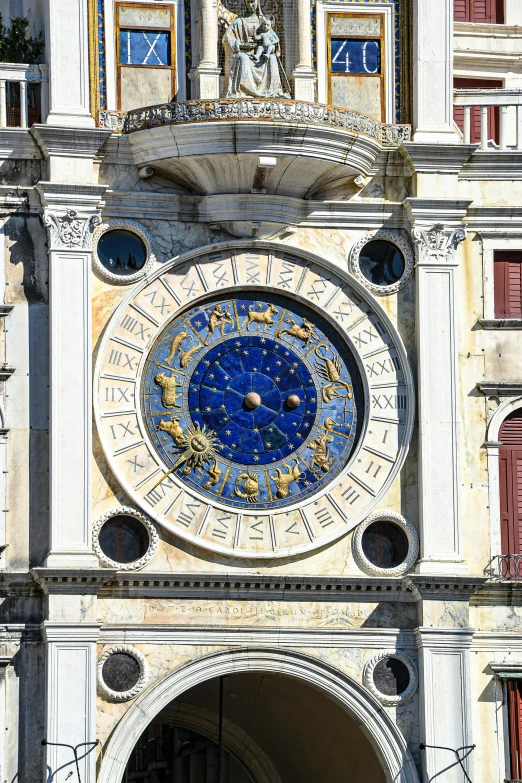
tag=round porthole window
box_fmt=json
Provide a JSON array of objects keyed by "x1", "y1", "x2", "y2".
[
  {"x1": 352, "y1": 511, "x2": 419, "y2": 576},
  {"x1": 92, "y1": 220, "x2": 155, "y2": 284},
  {"x1": 363, "y1": 650, "x2": 418, "y2": 706},
  {"x1": 93, "y1": 507, "x2": 158, "y2": 570},
  {"x1": 97, "y1": 645, "x2": 148, "y2": 701},
  {"x1": 349, "y1": 231, "x2": 414, "y2": 295}
]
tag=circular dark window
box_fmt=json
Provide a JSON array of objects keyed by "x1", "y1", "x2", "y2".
[
  {"x1": 102, "y1": 652, "x2": 141, "y2": 692},
  {"x1": 97, "y1": 230, "x2": 147, "y2": 276},
  {"x1": 358, "y1": 240, "x2": 405, "y2": 287},
  {"x1": 361, "y1": 520, "x2": 409, "y2": 569},
  {"x1": 373, "y1": 656, "x2": 410, "y2": 696},
  {"x1": 98, "y1": 514, "x2": 150, "y2": 564}
]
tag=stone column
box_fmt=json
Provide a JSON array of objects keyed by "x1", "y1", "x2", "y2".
[
  {"x1": 292, "y1": 0, "x2": 316, "y2": 102},
  {"x1": 411, "y1": 220, "x2": 467, "y2": 575},
  {"x1": 412, "y1": 0, "x2": 460, "y2": 142},
  {"x1": 37, "y1": 184, "x2": 106, "y2": 568},
  {"x1": 44, "y1": 0, "x2": 94, "y2": 126},
  {"x1": 41, "y1": 622, "x2": 100, "y2": 782},
  {"x1": 190, "y1": 0, "x2": 221, "y2": 98}
]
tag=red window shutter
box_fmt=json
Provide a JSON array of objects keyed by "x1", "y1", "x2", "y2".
[
  {"x1": 507, "y1": 681, "x2": 522, "y2": 779},
  {"x1": 453, "y1": 78, "x2": 502, "y2": 144},
  {"x1": 495, "y1": 252, "x2": 522, "y2": 318},
  {"x1": 454, "y1": 0, "x2": 470, "y2": 21},
  {"x1": 500, "y1": 413, "x2": 522, "y2": 556}
]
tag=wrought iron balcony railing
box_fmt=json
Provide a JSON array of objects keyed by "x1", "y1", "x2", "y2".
[{"x1": 484, "y1": 554, "x2": 522, "y2": 581}]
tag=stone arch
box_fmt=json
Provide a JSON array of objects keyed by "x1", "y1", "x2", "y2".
[{"x1": 97, "y1": 647, "x2": 420, "y2": 783}]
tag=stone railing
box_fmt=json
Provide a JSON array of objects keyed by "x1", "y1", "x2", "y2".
[
  {"x1": 454, "y1": 88, "x2": 522, "y2": 150},
  {"x1": 484, "y1": 554, "x2": 522, "y2": 581},
  {"x1": 0, "y1": 63, "x2": 48, "y2": 128},
  {"x1": 98, "y1": 99, "x2": 411, "y2": 146}
]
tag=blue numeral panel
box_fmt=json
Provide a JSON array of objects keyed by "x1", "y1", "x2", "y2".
[
  {"x1": 119, "y1": 30, "x2": 170, "y2": 66},
  {"x1": 330, "y1": 39, "x2": 381, "y2": 75}
]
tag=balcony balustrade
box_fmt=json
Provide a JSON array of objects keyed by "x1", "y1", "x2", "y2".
[
  {"x1": 484, "y1": 554, "x2": 522, "y2": 581},
  {"x1": 454, "y1": 88, "x2": 522, "y2": 150},
  {"x1": 0, "y1": 63, "x2": 48, "y2": 128}
]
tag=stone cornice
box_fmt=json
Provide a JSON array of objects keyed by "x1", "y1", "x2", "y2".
[
  {"x1": 403, "y1": 197, "x2": 473, "y2": 226},
  {"x1": 479, "y1": 319, "x2": 522, "y2": 330},
  {"x1": 400, "y1": 143, "x2": 476, "y2": 175},
  {"x1": 0, "y1": 128, "x2": 42, "y2": 160},
  {"x1": 460, "y1": 152, "x2": 522, "y2": 181},
  {"x1": 30, "y1": 568, "x2": 117, "y2": 594},
  {"x1": 36, "y1": 182, "x2": 107, "y2": 212},
  {"x1": 31, "y1": 124, "x2": 111, "y2": 160},
  {"x1": 466, "y1": 207, "x2": 522, "y2": 233},
  {"x1": 405, "y1": 576, "x2": 486, "y2": 602},
  {"x1": 477, "y1": 382, "x2": 522, "y2": 396}
]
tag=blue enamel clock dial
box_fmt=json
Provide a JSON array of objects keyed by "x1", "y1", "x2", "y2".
[{"x1": 142, "y1": 293, "x2": 363, "y2": 511}]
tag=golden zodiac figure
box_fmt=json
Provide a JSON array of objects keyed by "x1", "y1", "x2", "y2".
[
  {"x1": 308, "y1": 432, "x2": 334, "y2": 475},
  {"x1": 206, "y1": 304, "x2": 233, "y2": 342},
  {"x1": 155, "y1": 372, "x2": 182, "y2": 407},
  {"x1": 314, "y1": 346, "x2": 353, "y2": 403},
  {"x1": 178, "y1": 339, "x2": 202, "y2": 369},
  {"x1": 241, "y1": 303, "x2": 278, "y2": 332},
  {"x1": 203, "y1": 459, "x2": 223, "y2": 490},
  {"x1": 158, "y1": 415, "x2": 185, "y2": 445},
  {"x1": 235, "y1": 472, "x2": 259, "y2": 503},
  {"x1": 165, "y1": 330, "x2": 188, "y2": 364},
  {"x1": 276, "y1": 317, "x2": 317, "y2": 346},
  {"x1": 270, "y1": 459, "x2": 304, "y2": 499}
]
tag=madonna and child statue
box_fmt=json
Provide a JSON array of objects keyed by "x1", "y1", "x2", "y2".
[{"x1": 222, "y1": 0, "x2": 291, "y2": 99}]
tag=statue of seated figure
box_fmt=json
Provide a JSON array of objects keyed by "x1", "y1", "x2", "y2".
[{"x1": 222, "y1": 0, "x2": 291, "y2": 99}]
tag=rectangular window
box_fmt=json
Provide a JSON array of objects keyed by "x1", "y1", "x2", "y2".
[
  {"x1": 507, "y1": 680, "x2": 522, "y2": 779},
  {"x1": 116, "y1": 2, "x2": 176, "y2": 112},
  {"x1": 454, "y1": 0, "x2": 504, "y2": 23},
  {"x1": 494, "y1": 251, "x2": 522, "y2": 319},
  {"x1": 326, "y1": 13, "x2": 385, "y2": 122},
  {"x1": 453, "y1": 77, "x2": 502, "y2": 145}
]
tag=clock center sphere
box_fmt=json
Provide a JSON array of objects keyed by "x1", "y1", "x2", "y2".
[{"x1": 244, "y1": 391, "x2": 261, "y2": 410}]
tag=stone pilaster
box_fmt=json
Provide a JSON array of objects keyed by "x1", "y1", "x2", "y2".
[
  {"x1": 291, "y1": 0, "x2": 316, "y2": 102},
  {"x1": 36, "y1": 184, "x2": 107, "y2": 568},
  {"x1": 409, "y1": 213, "x2": 467, "y2": 574},
  {"x1": 412, "y1": 0, "x2": 460, "y2": 142},
  {"x1": 190, "y1": 0, "x2": 221, "y2": 98}
]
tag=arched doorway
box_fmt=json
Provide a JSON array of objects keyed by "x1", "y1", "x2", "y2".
[
  {"x1": 122, "y1": 671, "x2": 386, "y2": 783},
  {"x1": 98, "y1": 648, "x2": 419, "y2": 783}
]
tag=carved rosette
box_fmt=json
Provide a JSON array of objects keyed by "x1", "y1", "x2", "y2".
[
  {"x1": 363, "y1": 650, "x2": 418, "y2": 706},
  {"x1": 43, "y1": 209, "x2": 101, "y2": 251},
  {"x1": 411, "y1": 223, "x2": 466, "y2": 265},
  {"x1": 97, "y1": 645, "x2": 148, "y2": 702}
]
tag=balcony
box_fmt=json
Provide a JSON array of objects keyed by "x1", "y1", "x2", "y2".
[
  {"x1": 0, "y1": 63, "x2": 48, "y2": 128},
  {"x1": 98, "y1": 98, "x2": 411, "y2": 199},
  {"x1": 484, "y1": 554, "x2": 522, "y2": 581},
  {"x1": 454, "y1": 88, "x2": 522, "y2": 150}
]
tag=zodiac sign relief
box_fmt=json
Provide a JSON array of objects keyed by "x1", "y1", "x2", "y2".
[
  {"x1": 314, "y1": 346, "x2": 353, "y2": 403},
  {"x1": 308, "y1": 432, "x2": 334, "y2": 476},
  {"x1": 158, "y1": 415, "x2": 185, "y2": 445},
  {"x1": 270, "y1": 459, "x2": 304, "y2": 499},
  {"x1": 241, "y1": 303, "x2": 278, "y2": 332},
  {"x1": 235, "y1": 472, "x2": 259, "y2": 503},
  {"x1": 206, "y1": 304, "x2": 233, "y2": 342},
  {"x1": 276, "y1": 317, "x2": 317, "y2": 346},
  {"x1": 203, "y1": 459, "x2": 223, "y2": 491},
  {"x1": 166, "y1": 330, "x2": 202, "y2": 369},
  {"x1": 155, "y1": 372, "x2": 182, "y2": 407}
]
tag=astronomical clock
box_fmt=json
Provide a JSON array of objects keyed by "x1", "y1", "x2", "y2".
[{"x1": 95, "y1": 244, "x2": 414, "y2": 558}]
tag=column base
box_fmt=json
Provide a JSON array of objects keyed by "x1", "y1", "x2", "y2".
[
  {"x1": 412, "y1": 127, "x2": 462, "y2": 144},
  {"x1": 45, "y1": 111, "x2": 96, "y2": 129},
  {"x1": 45, "y1": 550, "x2": 100, "y2": 568},
  {"x1": 416, "y1": 558, "x2": 470, "y2": 576},
  {"x1": 189, "y1": 66, "x2": 221, "y2": 99},
  {"x1": 292, "y1": 68, "x2": 316, "y2": 103}
]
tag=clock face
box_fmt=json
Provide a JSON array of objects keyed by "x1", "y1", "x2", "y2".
[
  {"x1": 141, "y1": 293, "x2": 363, "y2": 511},
  {"x1": 94, "y1": 245, "x2": 413, "y2": 558}
]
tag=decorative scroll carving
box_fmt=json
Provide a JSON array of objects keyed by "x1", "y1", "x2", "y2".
[
  {"x1": 412, "y1": 223, "x2": 466, "y2": 264},
  {"x1": 43, "y1": 209, "x2": 101, "y2": 250},
  {"x1": 112, "y1": 99, "x2": 411, "y2": 145}
]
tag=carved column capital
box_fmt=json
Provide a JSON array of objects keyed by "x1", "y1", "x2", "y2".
[
  {"x1": 412, "y1": 223, "x2": 466, "y2": 265},
  {"x1": 43, "y1": 209, "x2": 101, "y2": 251}
]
